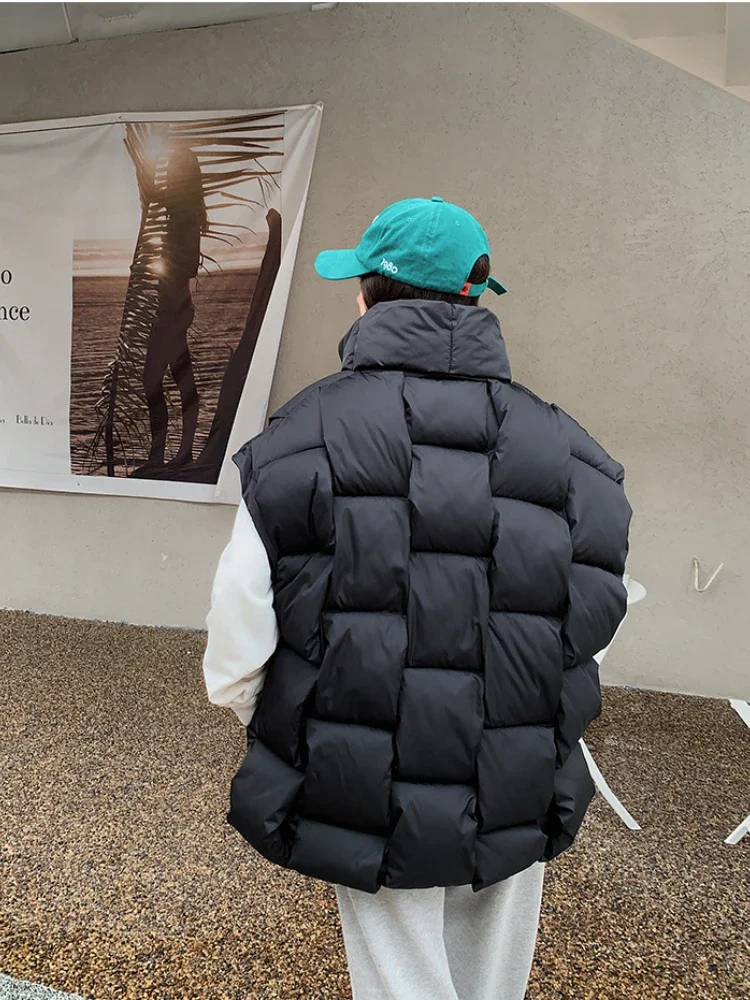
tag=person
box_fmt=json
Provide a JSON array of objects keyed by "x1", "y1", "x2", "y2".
[
  {"x1": 141, "y1": 142, "x2": 207, "y2": 472},
  {"x1": 203, "y1": 197, "x2": 632, "y2": 1000}
]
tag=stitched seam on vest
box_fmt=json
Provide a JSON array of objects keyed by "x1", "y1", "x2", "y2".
[
  {"x1": 489, "y1": 608, "x2": 564, "y2": 619},
  {"x1": 551, "y1": 403, "x2": 623, "y2": 484},
  {"x1": 269, "y1": 372, "x2": 353, "y2": 422},
  {"x1": 412, "y1": 442, "x2": 487, "y2": 454},
  {"x1": 391, "y1": 779, "x2": 477, "y2": 788},
  {"x1": 571, "y1": 558, "x2": 623, "y2": 574},
  {"x1": 306, "y1": 720, "x2": 395, "y2": 736},
  {"x1": 296, "y1": 816, "x2": 388, "y2": 840},
  {"x1": 410, "y1": 551, "x2": 489, "y2": 561},
  {"x1": 378, "y1": 371, "x2": 415, "y2": 887},
  {"x1": 402, "y1": 665, "x2": 482, "y2": 674},
  {"x1": 479, "y1": 819, "x2": 546, "y2": 836},
  {"x1": 254, "y1": 443, "x2": 326, "y2": 472},
  {"x1": 412, "y1": 549, "x2": 490, "y2": 559},
  {"x1": 570, "y1": 452, "x2": 620, "y2": 483},
  {"x1": 484, "y1": 722, "x2": 555, "y2": 731},
  {"x1": 448, "y1": 305, "x2": 456, "y2": 375},
  {"x1": 324, "y1": 609, "x2": 406, "y2": 616}
]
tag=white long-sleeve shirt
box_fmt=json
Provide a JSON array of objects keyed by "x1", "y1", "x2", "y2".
[
  {"x1": 203, "y1": 505, "x2": 642, "y2": 726},
  {"x1": 203, "y1": 503, "x2": 278, "y2": 725}
]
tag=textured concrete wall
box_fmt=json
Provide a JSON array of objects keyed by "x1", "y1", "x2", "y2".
[{"x1": 0, "y1": 3, "x2": 747, "y2": 697}]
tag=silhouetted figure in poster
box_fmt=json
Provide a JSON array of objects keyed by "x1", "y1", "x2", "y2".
[
  {"x1": 142, "y1": 143, "x2": 207, "y2": 469},
  {"x1": 92, "y1": 115, "x2": 284, "y2": 484}
]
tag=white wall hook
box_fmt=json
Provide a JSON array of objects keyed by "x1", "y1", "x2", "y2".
[{"x1": 692, "y1": 557, "x2": 724, "y2": 593}]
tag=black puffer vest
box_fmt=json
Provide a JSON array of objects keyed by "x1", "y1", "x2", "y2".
[{"x1": 229, "y1": 300, "x2": 631, "y2": 893}]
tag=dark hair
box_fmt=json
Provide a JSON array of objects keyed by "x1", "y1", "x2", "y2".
[{"x1": 360, "y1": 255, "x2": 491, "y2": 309}]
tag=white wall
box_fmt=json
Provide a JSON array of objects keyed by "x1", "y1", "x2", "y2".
[{"x1": 1, "y1": 3, "x2": 748, "y2": 698}]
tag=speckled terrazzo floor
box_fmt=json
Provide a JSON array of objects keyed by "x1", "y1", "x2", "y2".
[
  {"x1": 1, "y1": 610, "x2": 748, "y2": 1000},
  {"x1": 0, "y1": 974, "x2": 87, "y2": 1000}
]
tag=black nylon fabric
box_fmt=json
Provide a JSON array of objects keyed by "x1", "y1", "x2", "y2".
[{"x1": 229, "y1": 300, "x2": 632, "y2": 893}]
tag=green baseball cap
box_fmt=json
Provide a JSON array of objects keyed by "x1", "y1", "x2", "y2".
[{"x1": 315, "y1": 196, "x2": 507, "y2": 298}]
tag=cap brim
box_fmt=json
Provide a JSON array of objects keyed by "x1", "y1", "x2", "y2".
[{"x1": 315, "y1": 248, "x2": 370, "y2": 281}]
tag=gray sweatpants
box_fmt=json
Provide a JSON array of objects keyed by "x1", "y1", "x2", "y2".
[{"x1": 336, "y1": 863, "x2": 545, "y2": 1000}]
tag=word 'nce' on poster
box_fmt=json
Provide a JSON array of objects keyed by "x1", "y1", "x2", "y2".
[{"x1": 0, "y1": 270, "x2": 31, "y2": 322}]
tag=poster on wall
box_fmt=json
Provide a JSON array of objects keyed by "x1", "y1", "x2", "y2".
[{"x1": 0, "y1": 103, "x2": 322, "y2": 503}]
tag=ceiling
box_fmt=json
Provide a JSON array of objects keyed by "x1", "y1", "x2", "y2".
[{"x1": 0, "y1": 2, "x2": 337, "y2": 53}]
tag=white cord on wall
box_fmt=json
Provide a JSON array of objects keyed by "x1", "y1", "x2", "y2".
[{"x1": 692, "y1": 557, "x2": 724, "y2": 593}]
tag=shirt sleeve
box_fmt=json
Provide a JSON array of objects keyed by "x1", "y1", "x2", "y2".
[{"x1": 203, "y1": 502, "x2": 279, "y2": 726}]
